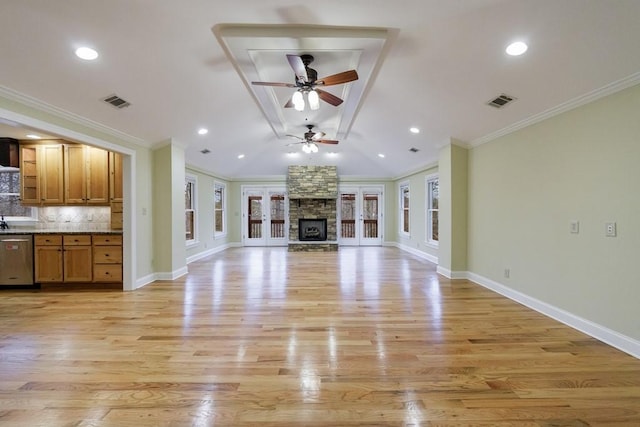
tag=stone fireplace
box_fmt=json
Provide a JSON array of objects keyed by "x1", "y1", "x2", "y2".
[{"x1": 287, "y1": 166, "x2": 338, "y2": 252}]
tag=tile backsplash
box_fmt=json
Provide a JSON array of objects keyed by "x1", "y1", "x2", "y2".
[{"x1": 37, "y1": 206, "x2": 112, "y2": 230}]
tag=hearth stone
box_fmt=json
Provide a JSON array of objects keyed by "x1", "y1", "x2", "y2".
[{"x1": 288, "y1": 242, "x2": 339, "y2": 252}]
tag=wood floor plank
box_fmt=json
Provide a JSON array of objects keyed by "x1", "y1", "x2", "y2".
[{"x1": 1, "y1": 246, "x2": 639, "y2": 426}]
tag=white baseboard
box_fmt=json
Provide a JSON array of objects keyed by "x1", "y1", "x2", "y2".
[
  {"x1": 186, "y1": 242, "x2": 237, "y2": 264},
  {"x1": 436, "y1": 266, "x2": 467, "y2": 279},
  {"x1": 394, "y1": 242, "x2": 438, "y2": 264},
  {"x1": 155, "y1": 266, "x2": 188, "y2": 281},
  {"x1": 467, "y1": 272, "x2": 640, "y2": 359},
  {"x1": 134, "y1": 273, "x2": 156, "y2": 290}
]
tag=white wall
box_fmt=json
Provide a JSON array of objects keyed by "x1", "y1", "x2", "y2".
[{"x1": 468, "y1": 83, "x2": 640, "y2": 343}]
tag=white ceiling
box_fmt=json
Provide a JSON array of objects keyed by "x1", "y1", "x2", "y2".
[{"x1": 1, "y1": 0, "x2": 639, "y2": 179}]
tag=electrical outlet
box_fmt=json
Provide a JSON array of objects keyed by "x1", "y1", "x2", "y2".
[
  {"x1": 504, "y1": 268, "x2": 510, "y2": 278},
  {"x1": 606, "y1": 222, "x2": 617, "y2": 237}
]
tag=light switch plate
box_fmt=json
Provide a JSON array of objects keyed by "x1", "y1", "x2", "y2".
[{"x1": 570, "y1": 220, "x2": 579, "y2": 234}]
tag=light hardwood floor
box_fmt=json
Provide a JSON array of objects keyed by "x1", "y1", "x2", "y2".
[{"x1": 1, "y1": 247, "x2": 639, "y2": 426}]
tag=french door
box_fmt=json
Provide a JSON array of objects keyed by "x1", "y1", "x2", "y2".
[
  {"x1": 242, "y1": 186, "x2": 288, "y2": 246},
  {"x1": 338, "y1": 186, "x2": 383, "y2": 246}
]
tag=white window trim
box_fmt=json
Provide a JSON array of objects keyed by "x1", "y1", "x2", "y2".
[
  {"x1": 185, "y1": 174, "x2": 198, "y2": 247},
  {"x1": 425, "y1": 173, "x2": 439, "y2": 248},
  {"x1": 214, "y1": 181, "x2": 226, "y2": 239},
  {"x1": 399, "y1": 181, "x2": 410, "y2": 237}
]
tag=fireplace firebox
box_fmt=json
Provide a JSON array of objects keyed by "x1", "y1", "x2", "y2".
[{"x1": 299, "y1": 218, "x2": 327, "y2": 241}]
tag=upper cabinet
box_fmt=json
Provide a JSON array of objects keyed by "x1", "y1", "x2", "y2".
[
  {"x1": 20, "y1": 140, "x2": 119, "y2": 206},
  {"x1": 65, "y1": 145, "x2": 110, "y2": 204},
  {"x1": 20, "y1": 143, "x2": 64, "y2": 205},
  {"x1": 109, "y1": 151, "x2": 123, "y2": 202}
]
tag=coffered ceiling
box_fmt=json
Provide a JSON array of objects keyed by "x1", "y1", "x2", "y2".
[{"x1": 1, "y1": 1, "x2": 639, "y2": 179}]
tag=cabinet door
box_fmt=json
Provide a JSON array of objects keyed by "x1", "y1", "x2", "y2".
[
  {"x1": 64, "y1": 144, "x2": 87, "y2": 204},
  {"x1": 35, "y1": 245, "x2": 63, "y2": 282},
  {"x1": 40, "y1": 145, "x2": 65, "y2": 204},
  {"x1": 86, "y1": 146, "x2": 110, "y2": 204},
  {"x1": 19, "y1": 145, "x2": 39, "y2": 204},
  {"x1": 109, "y1": 152, "x2": 123, "y2": 202},
  {"x1": 63, "y1": 246, "x2": 93, "y2": 282}
]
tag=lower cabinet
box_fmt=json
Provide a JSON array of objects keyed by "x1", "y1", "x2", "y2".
[
  {"x1": 92, "y1": 234, "x2": 123, "y2": 282},
  {"x1": 34, "y1": 235, "x2": 64, "y2": 282},
  {"x1": 34, "y1": 233, "x2": 122, "y2": 284},
  {"x1": 62, "y1": 235, "x2": 92, "y2": 282}
]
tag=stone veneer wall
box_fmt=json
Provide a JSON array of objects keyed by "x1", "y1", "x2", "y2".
[
  {"x1": 287, "y1": 166, "x2": 338, "y2": 251},
  {"x1": 288, "y1": 199, "x2": 337, "y2": 242},
  {"x1": 287, "y1": 166, "x2": 338, "y2": 199}
]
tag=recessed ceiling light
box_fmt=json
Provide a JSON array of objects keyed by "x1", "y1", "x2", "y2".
[
  {"x1": 75, "y1": 47, "x2": 98, "y2": 60},
  {"x1": 237, "y1": 154, "x2": 245, "y2": 159},
  {"x1": 197, "y1": 128, "x2": 208, "y2": 135},
  {"x1": 378, "y1": 153, "x2": 385, "y2": 158},
  {"x1": 506, "y1": 41, "x2": 528, "y2": 56},
  {"x1": 409, "y1": 127, "x2": 420, "y2": 134},
  {"x1": 26, "y1": 134, "x2": 41, "y2": 139}
]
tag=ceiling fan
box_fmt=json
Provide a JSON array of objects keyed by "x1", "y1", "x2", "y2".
[
  {"x1": 252, "y1": 54, "x2": 358, "y2": 110},
  {"x1": 287, "y1": 124, "x2": 339, "y2": 153}
]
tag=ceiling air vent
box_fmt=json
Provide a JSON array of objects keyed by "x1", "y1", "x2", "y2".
[
  {"x1": 409, "y1": 147, "x2": 419, "y2": 153},
  {"x1": 102, "y1": 94, "x2": 131, "y2": 109},
  {"x1": 487, "y1": 93, "x2": 516, "y2": 109}
]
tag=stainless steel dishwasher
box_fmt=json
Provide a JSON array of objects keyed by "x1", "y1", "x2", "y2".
[{"x1": 0, "y1": 235, "x2": 34, "y2": 285}]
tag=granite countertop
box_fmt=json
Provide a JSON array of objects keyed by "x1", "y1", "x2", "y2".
[{"x1": 0, "y1": 228, "x2": 122, "y2": 235}]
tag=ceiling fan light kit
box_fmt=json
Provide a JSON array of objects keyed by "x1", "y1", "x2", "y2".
[
  {"x1": 287, "y1": 124, "x2": 339, "y2": 154},
  {"x1": 252, "y1": 53, "x2": 359, "y2": 111}
]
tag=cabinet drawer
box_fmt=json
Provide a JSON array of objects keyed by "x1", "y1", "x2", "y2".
[
  {"x1": 63, "y1": 235, "x2": 92, "y2": 246},
  {"x1": 93, "y1": 234, "x2": 122, "y2": 246},
  {"x1": 93, "y1": 264, "x2": 122, "y2": 282},
  {"x1": 35, "y1": 235, "x2": 62, "y2": 246},
  {"x1": 93, "y1": 246, "x2": 122, "y2": 264}
]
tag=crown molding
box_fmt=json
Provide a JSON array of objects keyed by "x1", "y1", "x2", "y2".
[
  {"x1": 0, "y1": 85, "x2": 149, "y2": 148},
  {"x1": 470, "y1": 72, "x2": 640, "y2": 147}
]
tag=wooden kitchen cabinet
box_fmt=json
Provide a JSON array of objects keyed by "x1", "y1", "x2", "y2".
[
  {"x1": 65, "y1": 145, "x2": 110, "y2": 204},
  {"x1": 109, "y1": 151, "x2": 123, "y2": 202},
  {"x1": 20, "y1": 143, "x2": 64, "y2": 205},
  {"x1": 92, "y1": 234, "x2": 122, "y2": 282},
  {"x1": 20, "y1": 141, "x2": 111, "y2": 206},
  {"x1": 62, "y1": 235, "x2": 92, "y2": 282},
  {"x1": 39, "y1": 145, "x2": 65, "y2": 205},
  {"x1": 19, "y1": 145, "x2": 39, "y2": 204},
  {"x1": 34, "y1": 235, "x2": 63, "y2": 282},
  {"x1": 34, "y1": 234, "x2": 92, "y2": 283}
]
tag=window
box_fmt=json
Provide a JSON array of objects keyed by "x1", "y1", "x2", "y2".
[
  {"x1": 400, "y1": 182, "x2": 410, "y2": 235},
  {"x1": 426, "y1": 175, "x2": 439, "y2": 245},
  {"x1": 0, "y1": 168, "x2": 36, "y2": 222},
  {"x1": 214, "y1": 182, "x2": 225, "y2": 237},
  {"x1": 185, "y1": 175, "x2": 197, "y2": 244}
]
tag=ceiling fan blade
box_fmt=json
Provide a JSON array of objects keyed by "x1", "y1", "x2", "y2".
[
  {"x1": 317, "y1": 139, "x2": 339, "y2": 145},
  {"x1": 311, "y1": 131, "x2": 326, "y2": 140},
  {"x1": 285, "y1": 134, "x2": 303, "y2": 140},
  {"x1": 284, "y1": 97, "x2": 294, "y2": 108},
  {"x1": 286, "y1": 54, "x2": 308, "y2": 83},
  {"x1": 316, "y1": 89, "x2": 343, "y2": 106},
  {"x1": 316, "y1": 70, "x2": 358, "y2": 86},
  {"x1": 252, "y1": 81, "x2": 296, "y2": 87}
]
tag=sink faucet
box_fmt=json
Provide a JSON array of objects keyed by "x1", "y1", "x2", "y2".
[{"x1": 0, "y1": 215, "x2": 8, "y2": 230}]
